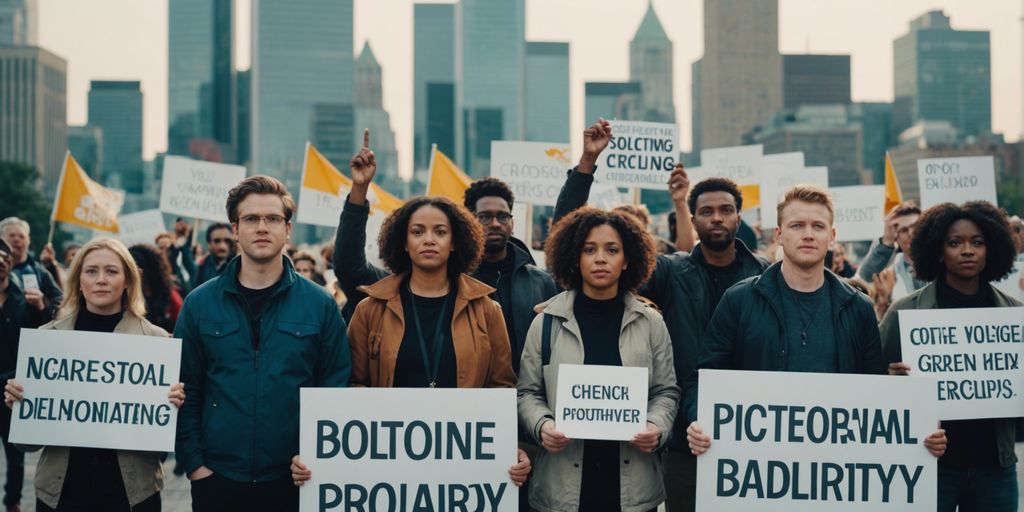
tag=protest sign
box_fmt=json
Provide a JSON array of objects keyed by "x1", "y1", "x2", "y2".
[
  {"x1": 490, "y1": 141, "x2": 571, "y2": 206},
  {"x1": 511, "y1": 202, "x2": 531, "y2": 245},
  {"x1": 589, "y1": 184, "x2": 630, "y2": 210},
  {"x1": 10, "y1": 329, "x2": 181, "y2": 452},
  {"x1": 830, "y1": 185, "x2": 885, "y2": 242},
  {"x1": 696, "y1": 369, "x2": 936, "y2": 511},
  {"x1": 300, "y1": 388, "x2": 518, "y2": 512},
  {"x1": 898, "y1": 307, "x2": 1024, "y2": 420},
  {"x1": 992, "y1": 262, "x2": 1024, "y2": 302},
  {"x1": 917, "y1": 156, "x2": 997, "y2": 209},
  {"x1": 595, "y1": 121, "x2": 677, "y2": 190},
  {"x1": 697, "y1": 145, "x2": 764, "y2": 187},
  {"x1": 95, "y1": 209, "x2": 166, "y2": 247},
  {"x1": 554, "y1": 364, "x2": 648, "y2": 441},
  {"x1": 761, "y1": 159, "x2": 831, "y2": 229},
  {"x1": 159, "y1": 156, "x2": 246, "y2": 223}
]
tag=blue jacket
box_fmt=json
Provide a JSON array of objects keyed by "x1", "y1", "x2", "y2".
[{"x1": 174, "y1": 255, "x2": 351, "y2": 482}]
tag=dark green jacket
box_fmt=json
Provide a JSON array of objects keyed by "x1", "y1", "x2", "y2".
[
  {"x1": 174, "y1": 255, "x2": 351, "y2": 482},
  {"x1": 879, "y1": 281, "x2": 1020, "y2": 469},
  {"x1": 684, "y1": 262, "x2": 886, "y2": 424}
]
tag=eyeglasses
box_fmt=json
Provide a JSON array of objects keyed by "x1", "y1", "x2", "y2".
[
  {"x1": 475, "y1": 212, "x2": 513, "y2": 225},
  {"x1": 238, "y1": 215, "x2": 289, "y2": 227}
]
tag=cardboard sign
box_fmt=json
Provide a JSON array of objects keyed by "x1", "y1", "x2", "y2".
[
  {"x1": 490, "y1": 141, "x2": 572, "y2": 207},
  {"x1": 830, "y1": 185, "x2": 885, "y2": 242},
  {"x1": 917, "y1": 156, "x2": 997, "y2": 209},
  {"x1": 95, "y1": 209, "x2": 167, "y2": 247},
  {"x1": 696, "y1": 369, "x2": 937, "y2": 511},
  {"x1": 300, "y1": 388, "x2": 518, "y2": 512},
  {"x1": 554, "y1": 364, "x2": 648, "y2": 441},
  {"x1": 10, "y1": 329, "x2": 181, "y2": 452},
  {"x1": 898, "y1": 307, "x2": 1024, "y2": 420},
  {"x1": 597, "y1": 121, "x2": 678, "y2": 190},
  {"x1": 159, "y1": 156, "x2": 246, "y2": 223}
]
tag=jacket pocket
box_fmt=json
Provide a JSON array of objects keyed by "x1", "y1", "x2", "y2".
[{"x1": 198, "y1": 321, "x2": 240, "y2": 360}]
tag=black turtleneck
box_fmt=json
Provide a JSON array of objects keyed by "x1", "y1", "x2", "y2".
[{"x1": 74, "y1": 308, "x2": 124, "y2": 333}]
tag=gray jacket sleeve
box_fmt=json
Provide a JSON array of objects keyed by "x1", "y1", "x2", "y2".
[
  {"x1": 645, "y1": 314, "x2": 680, "y2": 448},
  {"x1": 854, "y1": 238, "x2": 896, "y2": 283}
]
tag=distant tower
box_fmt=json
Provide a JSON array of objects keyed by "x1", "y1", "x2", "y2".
[{"x1": 630, "y1": 0, "x2": 675, "y2": 123}]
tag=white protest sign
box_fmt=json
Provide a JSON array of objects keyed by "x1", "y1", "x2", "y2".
[
  {"x1": 898, "y1": 307, "x2": 1024, "y2": 420},
  {"x1": 554, "y1": 364, "x2": 648, "y2": 441},
  {"x1": 511, "y1": 202, "x2": 530, "y2": 244},
  {"x1": 762, "y1": 164, "x2": 830, "y2": 229},
  {"x1": 589, "y1": 184, "x2": 630, "y2": 210},
  {"x1": 696, "y1": 145, "x2": 764, "y2": 187},
  {"x1": 20, "y1": 273, "x2": 39, "y2": 292},
  {"x1": 300, "y1": 388, "x2": 518, "y2": 512},
  {"x1": 696, "y1": 369, "x2": 936, "y2": 511},
  {"x1": 297, "y1": 183, "x2": 347, "y2": 228},
  {"x1": 597, "y1": 121, "x2": 677, "y2": 190},
  {"x1": 364, "y1": 211, "x2": 386, "y2": 268},
  {"x1": 10, "y1": 329, "x2": 181, "y2": 452},
  {"x1": 490, "y1": 141, "x2": 571, "y2": 206},
  {"x1": 96, "y1": 209, "x2": 166, "y2": 247},
  {"x1": 830, "y1": 185, "x2": 885, "y2": 242},
  {"x1": 918, "y1": 156, "x2": 997, "y2": 208},
  {"x1": 159, "y1": 156, "x2": 246, "y2": 223},
  {"x1": 992, "y1": 262, "x2": 1024, "y2": 302}
]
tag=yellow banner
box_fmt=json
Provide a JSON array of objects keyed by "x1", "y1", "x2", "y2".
[
  {"x1": 51, "y1": 152, "x2": 122, "y2": 232},
  {"x1": 301, "y1": 143, "x2": 403, "y2": 213},
  {"x1": 884, "y1": 152, "x2": 903, "y2": 214},
  {"x1": 426, "y1": 146, "x2": 472, "y2": 203}
]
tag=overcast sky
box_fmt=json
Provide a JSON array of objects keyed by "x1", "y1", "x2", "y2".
[{"x1": 38, "y1": 0, "x2": 1022, "y2": 180}]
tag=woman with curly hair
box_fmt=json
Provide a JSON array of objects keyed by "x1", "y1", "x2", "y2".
[
  {"x1": 880, "y1": 201, "x2": 1020, "y2": 511},
  {"x1": 128, "y1": 244, "x2": 183, "y2": 332},
  {"x1": 518, "y1": 207, "x2": 679, "y2": 512}
]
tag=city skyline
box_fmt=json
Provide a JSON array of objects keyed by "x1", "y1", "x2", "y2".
[{"x1": 35, "y1": 0, "x2": 1022, "y2": 181}]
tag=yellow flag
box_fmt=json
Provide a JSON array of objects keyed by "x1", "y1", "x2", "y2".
[
  {"x1": 301, "y1": 143, "x2": 403, "y2": 213},
  {"x1": 426, "y1": 145, "x2": 472, "y2": 202},
  {"x1": 51, "y1": 152, "x2": 122, "y2": 232},
  {"x1": 884, "y1": 152, "x2": 903, "y2": 214}
]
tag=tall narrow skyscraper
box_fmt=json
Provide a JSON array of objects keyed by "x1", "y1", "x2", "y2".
[
  {"x1": 252, "y1": 0, "x2": 353, "y2": 188},
  {"x1": 354, "y1": 43, "x2": 401, "y2": 196},
  {"x1": 525, "y1": 42, "x2": 570, "y2": 142},
  {"x1": 168, "y1": 0, "x2": 235, "y2": 161},
  {"x1": 694, "y1": 0, "x2": 782, "y2": 150},
  {"x1": 413, "y1": 3, "x2": 455, "y2": 177},
  {"x1": 88, "y1": 81, "x2": 143, "y2": 194},
  {"x1": 0, "y1": 0, "x2": 37, "y2": 45},
  {"x1": 455, "y1": 0, "x2": 525, "y2": 177},
  {"x1": 630, "y1": 1, "x2": 675, "y2": 123},
  {"x1": 0, "y1": 46, "x2": 65, "y2": 193}
]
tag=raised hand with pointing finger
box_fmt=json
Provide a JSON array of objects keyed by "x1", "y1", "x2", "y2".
[{"x1": 349, "y1": 129, "x2": 376, "y2": 205}]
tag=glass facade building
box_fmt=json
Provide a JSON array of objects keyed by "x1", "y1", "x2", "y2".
[
  {"x1": 525, "y1": 42, "x2": 570, "y2": 143},
  {"x1": 88, "y1": 80, "x2": 143, "y2": 194}
]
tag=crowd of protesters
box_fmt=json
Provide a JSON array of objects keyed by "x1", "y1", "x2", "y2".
[{"x1": 0, "y1": 119, "x2": 1019, "y2": 511}]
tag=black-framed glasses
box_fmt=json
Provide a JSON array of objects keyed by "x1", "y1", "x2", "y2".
[
  {"x1": 475, "y1": 212, "x2": 513, "y2": 225},
  {"x1": 238, "y1": 214, "x2": 289, "y2": 227}
]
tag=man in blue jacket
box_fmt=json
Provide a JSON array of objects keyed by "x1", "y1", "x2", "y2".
[{"x1": 175, "y1": 176, "x2": 351, "y2": 512}]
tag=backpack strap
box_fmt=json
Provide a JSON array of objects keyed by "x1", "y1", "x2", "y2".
[{"x1": 541, "y1": 313, "x2": 553, "y2": 366}]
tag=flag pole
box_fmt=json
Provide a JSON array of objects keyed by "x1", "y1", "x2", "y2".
[{"x1": 426, "y1": 144, "x2": 437, "y2": 196}]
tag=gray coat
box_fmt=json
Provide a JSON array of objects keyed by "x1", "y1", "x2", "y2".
[{"x1": 517, "y1": 290, "x2": 679, "y2": 512}]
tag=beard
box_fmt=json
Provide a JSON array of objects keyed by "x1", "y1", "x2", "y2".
[
  {"x1": 698, "y1": 229, "x2": 735, "y2": 252},
  {"x1": 484, "y1": 237, "x2": 508, "y2": 254}
]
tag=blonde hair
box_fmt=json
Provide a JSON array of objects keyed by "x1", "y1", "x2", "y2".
[
  {"x1": 777, "y1": 184, "x2": 834, "y2": 225},
  {"x1": 60, "y1": 237, "x2": 147, "y2": 320}
]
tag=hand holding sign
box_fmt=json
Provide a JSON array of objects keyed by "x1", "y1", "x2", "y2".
[
  {"x1": 629, "y1": 422, "x2": 662, "y2": 453},
  {"x1": 686, "y1": 421, "x2": 711, "y2": 455},
  {"x1": 923, "y1": 429, "x2": 947, "y2": 458},
  {"x1": 540, "y1": 421, "x2": 571, "y2": 452}
]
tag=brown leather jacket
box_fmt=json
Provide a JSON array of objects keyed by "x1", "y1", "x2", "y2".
[{"x1": 347, "y1": 273, "x2": 516, "y2": 389}]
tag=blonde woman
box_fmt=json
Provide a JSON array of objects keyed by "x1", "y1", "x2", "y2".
[{"x1": 4, "y1": 238, "x2": 185, "y2": 512}]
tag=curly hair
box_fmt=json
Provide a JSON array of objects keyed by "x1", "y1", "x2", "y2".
[
  {"x1": 545, "y1": 206, "x2": 657, "y2": 292},
  {"x1": 909, "y1": 201, "x2": 1016, "y2": 283},
  {"x1": 463, "y1": 177, "x2": 514, "y2": 212},
  {"x1": 687, "y1": 177, "x2": 743, "y2": 215},
  {"x1": 378, "y1": 196, "x2": 484, "y2": 276},
  {"x1": 128, "y1": 244, "x2": 174, "y2": 301}
]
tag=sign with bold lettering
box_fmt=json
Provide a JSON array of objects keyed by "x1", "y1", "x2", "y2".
[
  {"x1": 9, "y1": 329, "x2": 181, "y2": 451},
  {"x1": 300, "y1": 388, "x2": 518, "y2": 512},
  {"x1": 917, "y1": 156, "x2": 997, "y2": 209},
  {"x1": 159, "y1": 156, "x2": 246, "y2": 222},
  {"x1": 830, "y1": 185, "x2": 885, "y2": 242},
  {"x1": 696, "y1": 369, "x2": 936, "y2": 511},
  {"x1": 897, "y1": 307, "x2": 1024, "y2": 420},
  {"x1": 490, "y1": 141, "x2": 572, "y2": 206},
  {"x1": 554, "y1": 364, "x2": 648, "y2": 441},
  {"x1": 598, "y1": 121, "x2": 677, "y2": 190},
  {"x1": 95, "y1": 209, "x2": 167, "y2": 247}
]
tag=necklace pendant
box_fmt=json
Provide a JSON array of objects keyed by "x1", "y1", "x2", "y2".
[{"x1": 429, "y1": 381, "x2": 437, "y2": 388}]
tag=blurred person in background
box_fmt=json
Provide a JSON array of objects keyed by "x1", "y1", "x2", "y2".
[
  {"x1": 129, "y1": 244, "x2": 183, "y2": 332},
  {"x1": 0, "y1": 217, "x2": 61, "y2": 323}
]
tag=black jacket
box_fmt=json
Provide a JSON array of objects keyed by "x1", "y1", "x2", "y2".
[
  {"x1": 332, "y1": 197, "x2": 558, "y2": 371},
  {"x1": 13, "y1": 256, "x2": 62, "y2": 322},
  {"x1": 683, "y1": 262, "x2": 886, "y2": 425}
]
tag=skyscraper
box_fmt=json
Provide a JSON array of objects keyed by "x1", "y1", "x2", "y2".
[
  {"x1": 0, "y1": 46, "x2": 65, "y2": 193},
  {"x1": 252, "y1": 0, "x2": 353, "y2": 188},
  {"x1": 168, "y1": 0, "x2": 235, "y2": 161},
  {"x1": 630, "y1": 1, "x2": 675, "y2": 123},
  {"x1": 748, "y1": 105, "x2": 865, "y2": 187},
  {"x1": 236, "y1": 69, "x2": 250, "y2": 167},
  {"x1": 88, "y1": 81, "x2": 143, "y2": 194},
  {"x1": 782, "y1": 54, "x2": 851, "y2": 110},
  {"x1": 525, "y1": 42, "x2": 570, "y2": 143},
  {"x1": 0, "y1": 0, "x2": 37, "y2": 45},
  {"x1": 893, "y1": 10, "x2": 991, "y2": 139},
  {"x1": 67, "y1": 125, "x2": 104, "y2": 179},
  {"x1": 413, "y1": 3, "x2": 455, "y2": 180},
  {"x1": 585, "y1": 82, "x2": 641, "y2": 125},
  {"x1": 354, "y1": 42, "x2": 401, "y2": 196},
  {"x1": 455, "y1": 0, "x2": 525, "y2": 178},
  {"x1": 694, "y1": 0, "x2": 782, "y2": 151}
]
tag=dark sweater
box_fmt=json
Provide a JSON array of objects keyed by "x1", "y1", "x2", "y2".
[{"x1": 394, "y1": 281, "x2": 457, "y2": 388}]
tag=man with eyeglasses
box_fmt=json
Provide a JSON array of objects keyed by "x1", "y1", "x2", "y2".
[
  {"x1": 190, "y1": 222, "x2": 236, "y2": 290},
  {"x1": 174, "y1": 175, "x2": 351, "y2": 511}
]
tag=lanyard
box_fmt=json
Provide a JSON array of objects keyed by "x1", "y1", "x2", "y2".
[{"x1": 406, "y1": 282, "x2": 451, "y2": 388}]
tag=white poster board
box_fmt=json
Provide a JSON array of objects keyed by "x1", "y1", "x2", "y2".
[
  {"x1": 159, "y1": 156, "x2": 246, "y2": 223},
  {"x1": 490, "y1": 141, "x2": 572, "y2": 206},
  {"x1": 300, "y1": 388, "x2": 518, "y2": 512},
  {"x1": 554, "y1": 364, "x2": 648, "y2": 441},
  {"x1": 589, "y1": 184, "x2": 630, "y2": 210},
  {"x1": 917, "y1": 156, "x2": 997, "y2": 209},
  {"x1": 696, "y1": 145, "x2": 764, "y2": 187},
  {"x1": 696, "y1": 369, "x2": 936, "y2": 511},
  {"x1": 762, "y1": 165, "x2": 829, "y2": 229},
  {"x1": 96, "y1": 209, "x2": 166, "y2": 247},
  {"x1": 297, "y1": 183, "x2": 348, "y2": 228},
  {"x1": 596, "y1": 121, "x2": 677, "y2": 190},
  {"x1": 511, "y1": 202, "x2": 531, "y2": 245},
  {"x1": 992, "y1": 262, "x2": 1024, "y2": 302},
  {"x1": 10, "y1": 329, "x2": 181, "y2": 452},
  {"x1": 897, "y1": 307, "x2": 1024, "y2": 420},
  {"x1": 830, "y1": 185, "x2": 885, "y2": 242}
]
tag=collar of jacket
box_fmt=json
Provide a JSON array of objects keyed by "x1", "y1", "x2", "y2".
[
  {"x1": 506, "y1": 236, "x2": 536, "y2": 267},
  {"x1": 751, "y1": 261, "x2": 859, "y2": 310},
  {"x1": 361, "y1": 272, "x2": 496, "y2": 319},
  {"x1": 538, "y1": 288, "x2": 650, "y2": 329},
  {"x1": 216, "y1": 254, "x2": 297, "y2": 298},
  {"x1": 900, "y1": 280, "x2": 1020, "y2": 310}
]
